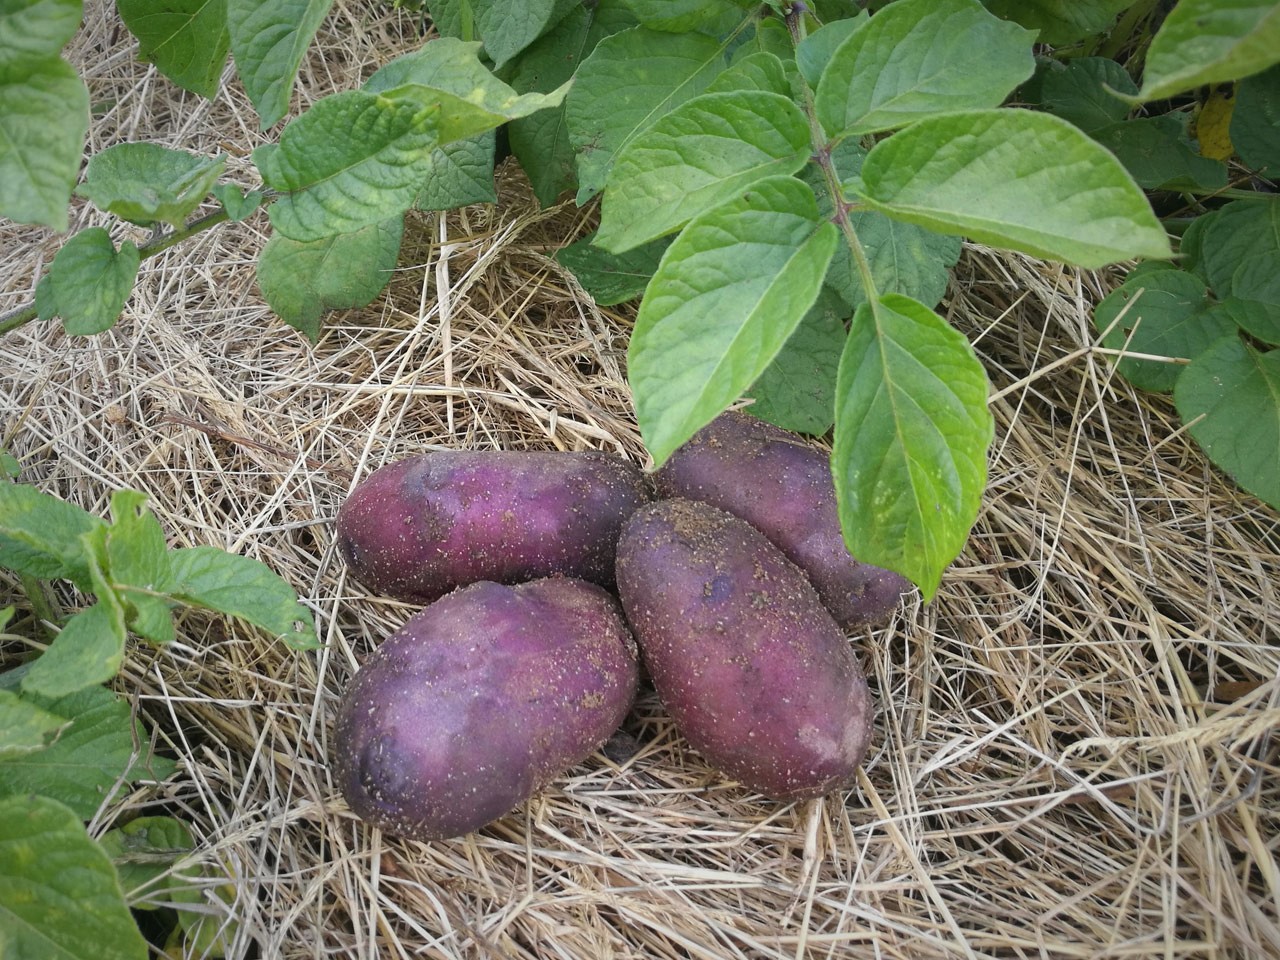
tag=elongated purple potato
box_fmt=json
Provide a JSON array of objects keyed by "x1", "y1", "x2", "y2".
[
  {"x1": 337, "y1": 450, "x2": 650, "y2": 603},
  {"x1": 332, "y1": 578, "x2": 639, "y2": 841},
  {"x1": 616, "y1": 499, "x2": 874, "y2": 801},
  {"x1": 654, "y1": 411, "x2": 909, "y2": 629}
]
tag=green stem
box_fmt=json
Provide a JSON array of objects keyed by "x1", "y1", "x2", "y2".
[{"x1": 0, "y1": 205, "x2": 233, "y2": 338}]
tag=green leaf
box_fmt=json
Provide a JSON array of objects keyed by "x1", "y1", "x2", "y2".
[
  {"x1": 20, "y1": 601, "x2": 127, "y2": 698},
  {"x1": 1175, "y1": 336, "x2": 1280, "y2": 509},
  {"x1": 0, "y1": 451, "x2": 19, "y2": 478},
  {"x1": 1232, "y1": 63, "x2": 1280, "y2": 173},
  {"x1": 226, "y1": 0, "x2": 332, "y2": 128},
  {"x1": 210, "y1": 183, "x2": 263, "y2": 221},
  {"x1": 0, "y1": 482, "x2": 103, "y2": 590},
  {"x1": 170, "y1": 545, "x2": 319, "y2": 649},
  {"x1": 104, "y1": 490, "x2": 177, "y2": 645},
  {"x1": 1139, "y1": 0, "x2": 1280, "y2": 102},
  {"x1": 0, "y1": 689, "x2": 69, "y2": 759},
  {"x1": 833, "y1": 294, "x2": 993, "y2": 600},
  {"x1": 629, "y1": 175, "x2": 839, "y2": 466},
  {"x1": 566, "y1": 26, "x2": 727, "y2": 202},
  {"x1": 796, "y1": 16, "x2": 866, "y2": 89},
  {"x1": 555, "y1": 232, "x2": 669, "y2": 306},
  {"x1": 978, "y1": 0, "x2": 1133, "y2": 45},
  {"x1": 0, "y1": 795, "x2": 149, "y2": 960},
  {"x1": 0, "y1": 686, "x2": 174, "y2": 818},
  {"x1": 1198, "y1": 198, "x2": 1280, "y2": 305},
  {"x1": 506, "y1": 1, "x2": 638, "y2": 206},
  {"x1": 425, "y1": 0, "x2": 573, "y2": 67},
  {"x1": 596, "y1": 91, "x2": 811, "y2": 253},
  {"x1": 706, "y1": 51, "x2": 792, "y2": 96},
  {"x1": 98, "y1": 816, "x2": 195, "y2": 908},
  {"x1": 257, "y1": 216, "x2": 404, "y2": 342},
  {"x1": 1090, "y1": 114, "x2": 1228, "y2": 191},
  {"x1": 255, "y1": 91, "x2": 439, "y2": 241},
  {"x1": 1093, "y1": 269, "x2": 1239, "y2": 392},
  {"x1": 1222, "y1": 296, "x2": 1280, "y2": 345},
  {"x1": 1029, "y1": 56, "x2": 1136, "y2": 134},
  {"x1": 744, "y1": 287, "x2": 847, "y2": 435},
  {"x1": 855, "y1": 109, "x2": 1172, "y2": 268},
  {"x1": 0, "y1": 57, "x2": 89, "y2": 230},
  {"x1": 34, "y1": 228, "x2": 139, "y2": 336},
  {"x1": 414, "y1": 133, "x2": 496, "y2": 211},
  {"x1": 76, "y1": 142, "x2": 226, "y2": 227},
  {"x1": 365, "y1": 37, "x2": 570, "y2": 145},
  {"x1": 620, "y1": 0, "x2": 745, "y2": 32},
  {"x1": 815, "y1": 0, "x2": 1035, "y2": 138},
  {"x1": 116, "y1": 0, "x2": 230, "y2": 99},
  {"x1": 0, "y1": 0, "x2": 83, "y2": 61}
]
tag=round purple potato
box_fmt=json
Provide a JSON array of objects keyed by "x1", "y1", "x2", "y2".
[
  {"x1": 654, "y1": 411, "x2": 909, "y2": 629},
  {"x1": 332, "y1": 577, "x2": 639, "y2": 842},
  {"x1": 615, "y1": 499, "x2": 874, "y2": 801},
  {"x1": 336, "y1": 450, "x2": 650, "y2": 603}
]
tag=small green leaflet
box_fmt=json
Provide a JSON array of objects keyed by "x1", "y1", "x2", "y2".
[
  {"x1": 76, "y1": 142, "x2": 226, "y2": 227},
  {"x1": 227, "y1": 0, "x2": 333, "y2": 128},
  {"x1": 104, "y1": 490, "x2": 177, "y2": 645},
  {"x1": 833, "y1": 294, "x2": 993, "y2": 600},
  {"x1": 707, "y1": 51, "x2": 792, "y2": 96},
  {"x1": 1197, "y1": 198, "x2": 1280, "y2": 308},
  {"x1": 1092, "y1": 113, "x2": 1227, "y2": 191},
  {"x1": 170, "y1": 545, "x2": 319, "y2": 649},
  {"x1": 1232, "y1": 63, "x2": 1280, "y2": 173},
  {"x1": 0, "y1": 689, "x2": 68, "y2": 759},
  {"x1": 1028, "y1": 56, "x2": 1136, "y2": 134},
  {"x1": 0, "y1": 57, "x2": 89, "y2": 230},
  {"x1": 1221, "y1": 297, "x2": 1280, "y2": 346},
  {"x1": 815, "y1": 0, "x2": 1035, "y2": 139},
  {"x1": 20, "y1": 598, "x2": 127, "y2": 699},
  {"x1": 255, "y1": 91, "x2": 440, "y2": 241},
  {"x1": 566, "y1": 26, "x2": 727, "y2": 202},
  {"x1": 1093, "y1": 269, "x2": 1238, "y2": 393},
  {"x1": 211, "y1": 183, "x2": 264, "y2": 221},
  {"x1": 426, "y1": 0, "x2": 574, "y2": 68},
  {"x1": 0, "y1": 686, "x2": 176, "y2": 818},
  {"x1": 257, "y1": 216, "x2": 405, "y2": 342},
  {"x1": 0, "y1": 0, "x2": 82, "y2": 62},
  {"x1": 556, "y1": 232, "x2": 670, "y2": 306},
  {"x1": 0, "y1": 482, "x2": 104, "y2": 590},
  {"x1": 854, "y1": 109, "x2": 1172, "y2": 268},
  {"x1": 98, "y1": 816, "x2": 195, "y2": 908},
  {"x1": 116, "y1": 0, "x2": 230, "y2": 99},
  {"x1": 0, "y1": 795, "x2": 149, "y2": 960},
  {"x1": 1138, "y1": 0, "x2": 1280, "y2": 102},
  {"x1": 1175, "y1": 336, "x2": 1280, "y2": 510},
  {"x1": 596, "y1": 90, "x2": 811, "y2": 253},
  {"x1": 364, "y1": 38, "x2": 571, "y2": 146},
  {"x1": 628, "y1": 175, "x2": 839, "y2": 466},
  {"x1": 978, "y1": 0, "x2": 1133, "y2": 45},
  {"x1": 414, "y1": 133, "x2": 497, "y2": 211},
  {"x1": 795, "y1": 15, "x2": 867, "y2": 88},
  {"x1": 35, "y1": 228, "x2": 140, "y2": 336}
]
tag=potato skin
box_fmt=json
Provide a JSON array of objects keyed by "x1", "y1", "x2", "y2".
[
  {"x1": 331, "y1": 578, "x2": 639, "y2": 842},
  {"x1": 615, "y1": 499, "x2": 874, "y2": 801},
  {"x1": 654, "y1": 411, "x2": 908, "y2": 629},
  {"x1": 337, "y1": 450, "x2": 650, "y2": 603}
]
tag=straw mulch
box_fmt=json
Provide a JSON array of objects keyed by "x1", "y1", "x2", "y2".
[{"x1": 2, "y1": 6, "x2": 1277, "y2": 959}]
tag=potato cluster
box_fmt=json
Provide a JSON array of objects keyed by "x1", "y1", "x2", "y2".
[{"x1": 331, "y1": 412, "x2": 908, "y2": 842}]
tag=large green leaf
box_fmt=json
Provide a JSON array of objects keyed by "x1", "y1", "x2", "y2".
[
  {"x1": 979, "y1": 0, "x2": 1133, "y2": 45},
  {"x1": 254, "y1": 91, "x2": 440, "y2": 241},
  {"x1": 628, "y1": 175, "x2": 839, "y2": 466},
  {"x1": 565, "y1": 26, "x2": 727, "y2": 202},
  {"x1": 0, "y1": 0, "x2": 82, "y2": 62},
  {"x1": 257, "y1": 216, "x2": 404, "y2": 342},
  {"x1": 226, "y1": 0, "x2": 332, "y2": 128},
  {"x1": 75, "y1": 142, "x2": 226, "y2": 227},
  {"x1": 815, "y1": 0, "x2": 1035, "y2": 138},
  {"x1": 426, "y1": 0, "x2": 575, "y2": 67},
  {"x1": 0, "y1": 57, "x2": 88, "y2": 230},
  {"x1": 20, "y1": 600, "x2": 127, "y2": 699},
  {"x1": 854, "y1": 109, "x2": 1172, "y2": 268},
  {"x1": 0, "y1": 482, "x2": 103, "y2": 590},
  {"x1": 116, "y1": 0, "x2": 230, "y2": 99},
  {"x1": 1232, "y1": 63, "x2": 1280, "y2": 173},
  {"x1": 555, "y1": 232, "x2": 670, "y2": 306},
  {"x1": 596, "y1": 90, "x2": 811, "y2": 253},
  {"x1": 0, "y1": 795, "x2": 148, "y2": 960},
  {"x1": 1175, "y1": 336, "x2": 1280, "y2": 509},
  {"x1": 1090, "y1": 115, "x2": 1227, "y2": 191},
  {"x1": 832, "y1": 294, "x2": 993, "y2": 600},
  {"x1": 795, "y1": 16, "x2": 867, "y2": 88},
  {"x1": 1198, "y1": 198, "x2": 1280, "y2": 306},
  {"x1": 1139, "y1": 0, "x2": 1280, "y2": 101},
  {"x1": 1028, "y1": 56, "x2": 1136, "y2": 134},
  {"x1": 34, "y1": 228, "x2": 140, "y2": 336},
  {"x1": 707, "y1": 50, "x2": 792, "y2": 96},
  {"x1": 0, "y1": 686, "x2": 174, "y2": 818},
  {"x1": 620, "y1": 0, "x2": 746, "y2": 32}
]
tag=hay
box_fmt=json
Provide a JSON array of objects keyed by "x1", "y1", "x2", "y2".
[{"x1": 2, "y1": 5, "x2": 1278, "y2": 958}]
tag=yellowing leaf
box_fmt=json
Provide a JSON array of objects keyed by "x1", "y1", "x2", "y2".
[{"x1": 1197, "y1": 86, "x2": 1237, "y2": 161}]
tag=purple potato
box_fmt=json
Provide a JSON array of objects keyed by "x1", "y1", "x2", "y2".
[
  {"x1": 615, "y1": 499, "x2": 874, "y2": 801},
  {"x1": 332, "y1": 577, "x2": 639, "y2": 841},
  {"x1": 337, "y1": 450, "x2": 650, "y2": 603},
  {"x1": 654, "y1": 411, "x2": 909, "y2": 629}
]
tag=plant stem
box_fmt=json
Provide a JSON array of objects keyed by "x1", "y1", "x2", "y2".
[{"x1": 0, "y1": 205, "x2": 233, "y2": 338}]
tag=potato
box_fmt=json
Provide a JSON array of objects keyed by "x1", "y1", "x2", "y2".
[
  {"x1": 331, "y1": 577, "x2": 639, "y2": 841},
  {"x1": 615, "y1": 499, "x2": 874, "y2": 801},
  {"x1": 336, "y1": 450, "x2": 650, "y2": 602},
  {"x1": 654, "y1": 411, "x2": 908, "y2": 629}
]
